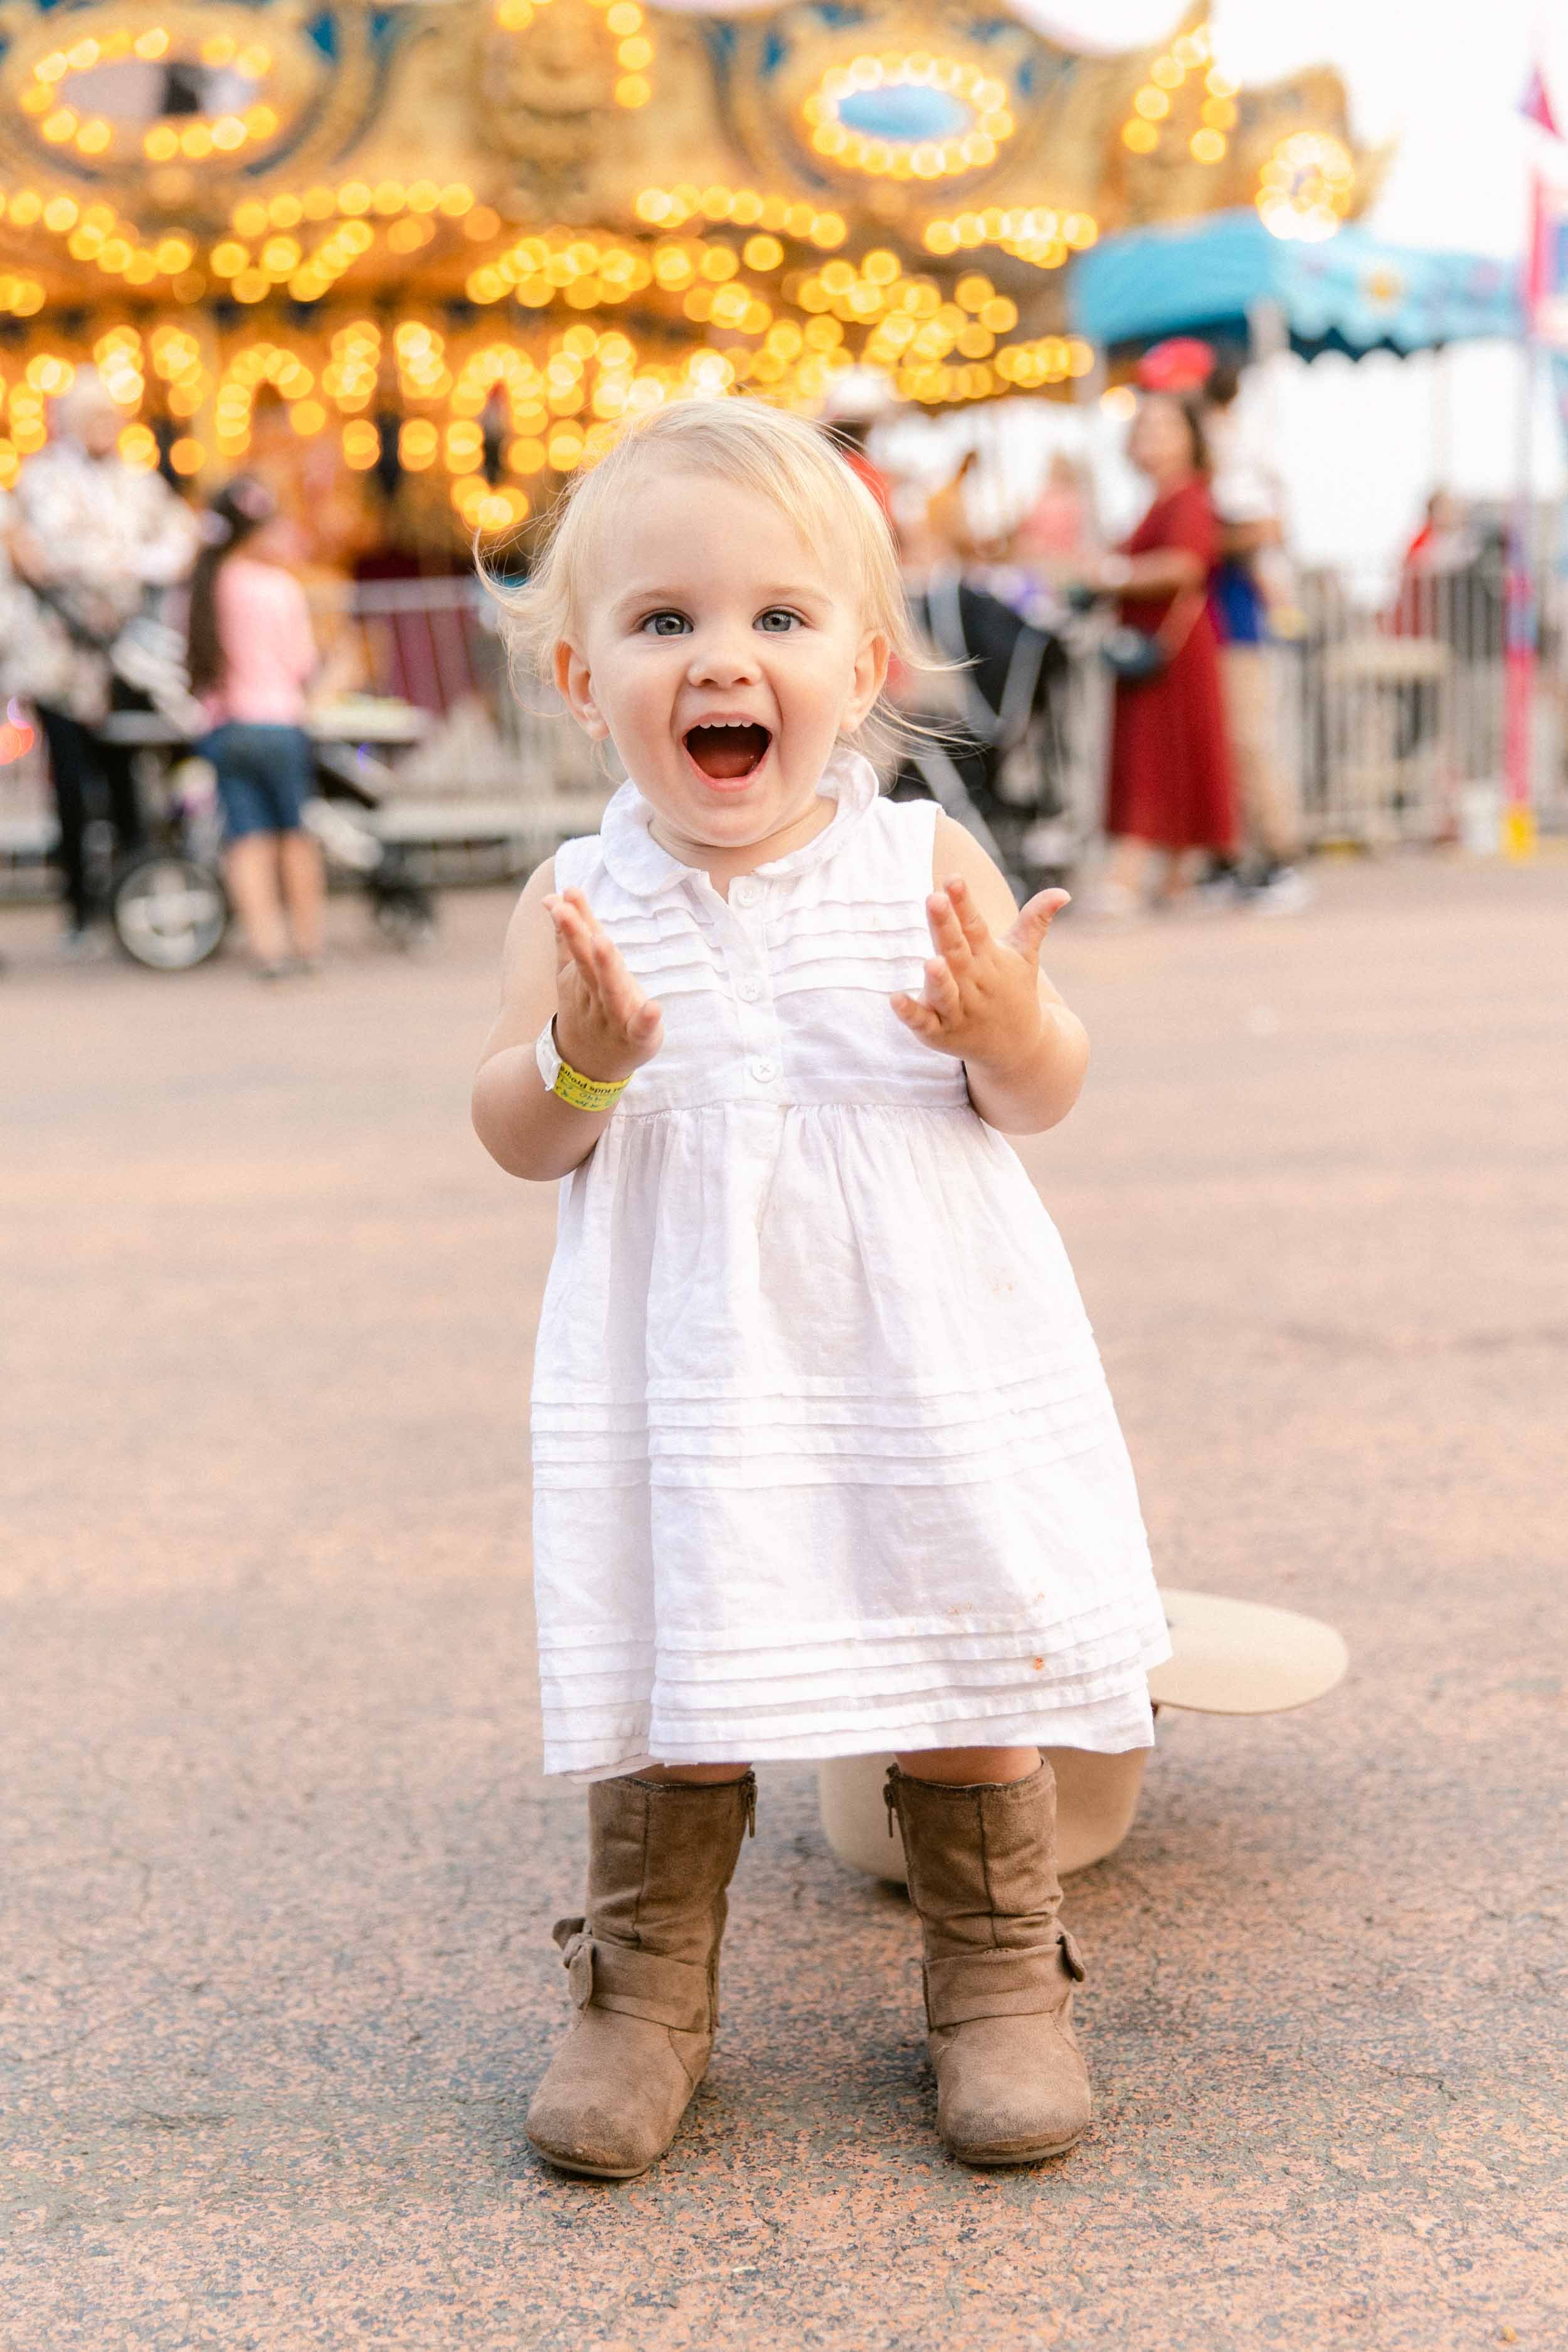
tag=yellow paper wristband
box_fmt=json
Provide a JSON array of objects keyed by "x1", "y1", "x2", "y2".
[{"x1": 550, "y1": 1028, "x2": 630, "y2": 1114}]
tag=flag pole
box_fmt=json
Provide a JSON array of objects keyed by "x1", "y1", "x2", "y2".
[{"x1": 1502, "y1": 171, "x2": 1542, "y2": 862}]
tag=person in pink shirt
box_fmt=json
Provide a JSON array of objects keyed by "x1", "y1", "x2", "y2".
[{"x1": 188, "y1": 477, "x2": 325, "y2": 977}]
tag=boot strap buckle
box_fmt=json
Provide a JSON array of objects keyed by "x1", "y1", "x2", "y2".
[
  {"x1": 551, "y1": 1919, "x2": 711, "y2": 2033},
  {"x1": 923, "y1": 1931, "x2": 1086, "y2": 2029}
]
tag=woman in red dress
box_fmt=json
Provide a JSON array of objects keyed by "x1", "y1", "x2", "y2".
[{"x1": 1089, "y1": 394, "x2": 1236, "y2": 911}]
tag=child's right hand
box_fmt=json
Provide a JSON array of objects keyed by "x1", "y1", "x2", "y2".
[{"x1": 544, "y1": 888, "x2": 664, "y2": 1081}]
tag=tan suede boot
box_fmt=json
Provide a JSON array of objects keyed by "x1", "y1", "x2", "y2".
[
  {"x1": 525, "y1": 1770, "x2": 756, "y2": 2180},
  {"x1": 885, "y1": 1760, "x2": 1091, "y2": 2166}
]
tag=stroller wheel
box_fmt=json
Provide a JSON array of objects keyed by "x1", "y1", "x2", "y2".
[
  {"x1": 372, "y1": 886, "x2": 437, "y2": 954},
  {"x1": 111, "y1": 854, "x2": 228, "y2": 971}
]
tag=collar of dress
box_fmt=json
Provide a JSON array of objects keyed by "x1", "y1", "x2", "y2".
[{"x1": 596, "y1": 745, "x2": 881, "y2": 901}]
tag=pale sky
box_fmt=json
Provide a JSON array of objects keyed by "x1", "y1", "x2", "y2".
[
  {"x1": 988, "y1": 1, "x2": 1568, "y2": 576},
  {"x1": 1017, "y1": 0, "x2": 1567, "y2": 255}
]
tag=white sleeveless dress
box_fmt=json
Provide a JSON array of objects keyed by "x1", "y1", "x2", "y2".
[{"x1": 532, "y1": 748, "x2": 1170, "y2": 1779}]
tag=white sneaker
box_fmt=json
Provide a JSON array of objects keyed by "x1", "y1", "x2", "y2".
[{"x1": 1249, "y1": 867, "x2": 1313, "y2": 916}]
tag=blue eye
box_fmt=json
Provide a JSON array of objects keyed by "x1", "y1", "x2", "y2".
[
  {"x1": 641, "y1": 611, "x2": 690, "y2": 637},
  {"x1": 756, "y1": 608, "x2": 802, "y2": 633}
]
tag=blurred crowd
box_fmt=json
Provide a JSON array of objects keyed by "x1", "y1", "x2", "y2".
[
  {"x1": 2, "y1": 358, "x2": 1512, "y2": 971},
  {"x1": 0, "y1": 369, "x2": 342, "y2": 974},
  {"x1": 852, "y1": 358, "x2": 1314, "y2": 919}
]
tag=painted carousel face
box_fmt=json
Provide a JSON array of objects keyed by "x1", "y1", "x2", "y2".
[
  {"x1": 723, "y1": 3, "x2": 1044, "y2": 216},
  {"x1": 1, "y1": 3, "x2": 325, "y2": 188}
]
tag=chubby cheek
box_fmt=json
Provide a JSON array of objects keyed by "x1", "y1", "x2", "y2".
[
  {"x1": 773, "y1": 651, "x2": 858, "y2": 746},
  {"x1": 598, "y1": 659, "x2": 679, "y2": 756}
]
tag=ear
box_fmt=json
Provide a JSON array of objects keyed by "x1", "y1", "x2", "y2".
[
  {"x1": 553, "y1": 638, "x2": 608, "y2": 740},
  {"x1": 843, "y1": 627, "x2": 891, "y2": 733}
]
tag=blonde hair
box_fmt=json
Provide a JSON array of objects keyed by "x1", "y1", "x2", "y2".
[{"x1": 489, "y1": 398, "x2": 920, "y2": 731}]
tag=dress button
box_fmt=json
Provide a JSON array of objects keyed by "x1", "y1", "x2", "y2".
[
  {"x1": 748, "y1": 1056, "x2": 776, "y2": 1084},
  {"x1": 731, "y1": 877, "x2": 760, "y2": 908},
  {"x1": 738, "y1": 977, "x2": 763, "y2": 1004}
]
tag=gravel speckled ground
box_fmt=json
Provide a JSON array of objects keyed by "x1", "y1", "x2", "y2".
[{"x1": 3, "y1": 854, "x2": 1564, "y2": 2351}]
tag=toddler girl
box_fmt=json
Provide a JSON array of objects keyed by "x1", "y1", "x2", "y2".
[{"x1": 472, "y1": 400, "x2": 1169, "y2": 2178}]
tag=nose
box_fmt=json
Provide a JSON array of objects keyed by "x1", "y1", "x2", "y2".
[{"x1": 686, "y1": 626, "x2": 761, "y2": 690}]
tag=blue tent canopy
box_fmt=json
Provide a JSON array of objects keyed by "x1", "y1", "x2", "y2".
[{"x1": 1068, "y1": 209, "x2": 1523, "y2": 359}]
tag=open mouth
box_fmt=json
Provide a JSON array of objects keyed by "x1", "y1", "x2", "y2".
[{"x1": 683, "y1": 721, "x2": 772, "y2": 783}]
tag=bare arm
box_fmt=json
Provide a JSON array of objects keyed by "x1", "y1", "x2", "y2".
[
  {"x1": 1086, "y1": 546, "x2": 1205, "y2": 598},
  {"x1": 889, "y1": 814, "x2": 1088, "y2": 1136},
  {"x1": 471, "y1": 858, "x2": 664, "y2": 1182},
  {"x1": 1219, "y1": 517, "x2": 1280, "y2": 560}
]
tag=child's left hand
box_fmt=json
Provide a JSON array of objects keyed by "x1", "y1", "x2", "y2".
[{"x1": 891, "y1": 876, "x2": 1070, "y2": 1073}]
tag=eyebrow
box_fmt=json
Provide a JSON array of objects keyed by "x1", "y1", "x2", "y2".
[{"x1": 607, "y1": 580, "x2": 835, "y2": 622}]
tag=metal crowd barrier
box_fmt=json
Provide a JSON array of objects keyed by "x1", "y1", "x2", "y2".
[
  {"x1": 1053, "y1": 561, "x2": 1565, "y2": 859},
  {"x1": 1276, "y1": 566, "x2": 1513, "y2": 850},
  {"x1": 4, "y1": 564, "x2": 1564, "y2": 893}
]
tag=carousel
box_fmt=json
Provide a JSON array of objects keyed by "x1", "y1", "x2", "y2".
[{"x1": 0, "y1": 0, "x2": 1377, "y2": 554}]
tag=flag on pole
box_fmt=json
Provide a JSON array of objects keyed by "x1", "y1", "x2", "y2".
[
  {"x1": 1520, "y1": 63, "x2": 1562, "y2": 140},
  {"x1": 1502, "y1": 61, "x2": 1564, "y2": 860}
]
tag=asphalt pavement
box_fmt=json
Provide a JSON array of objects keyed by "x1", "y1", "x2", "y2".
[{"x1": 3, "y1": 852, "x2": 1564, "y2": 2351}]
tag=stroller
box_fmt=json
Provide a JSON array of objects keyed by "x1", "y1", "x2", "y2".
[
  {"x1": 102, "y1": 716, "x2": 437, "y2": 972},
  {"x1": 91, "y1": 603, "x2": 435, "y2": 972},
  {"x1": 890, "y1": 569, "x2": 1074, "y2": 891}
]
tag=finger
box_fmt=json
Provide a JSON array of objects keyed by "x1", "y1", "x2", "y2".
[
  {"x1": 593, "y1": 935, "x2": 649, "y2": 1029},
  {"x1": 553, "y1": 887, "x2": 609, "y2": 958},
  {"x1": 925, "y1": 889, "x2": 973, "y2": 970},
  {"x1": 547, "y1": 905, "x2": 597, "y2": 985},
  {"x1": 627, "y1": 997, "x2": 664, "y2": 1045},
  {"x1": 543, "y1": 894, "x2": 577, "y2": 970},
  {"x1": 545, "y1": 891, "x2": 596, "y2": 946},
  {"x1": 922, "y1": 955, "x2": 963, "y2": 1021},
  {"x1": 557, "y1": 910, "x2": 610, "y2": 996},
  {"x1": 1007, "y1": 888, "x2": 1071, "y2": 964},
  {"x1": 890, "y1": 990, "x2": 943, "y2": 1040},
  {"x1": 941, "y1": 874, "x2": 993, "y2": 954}
]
